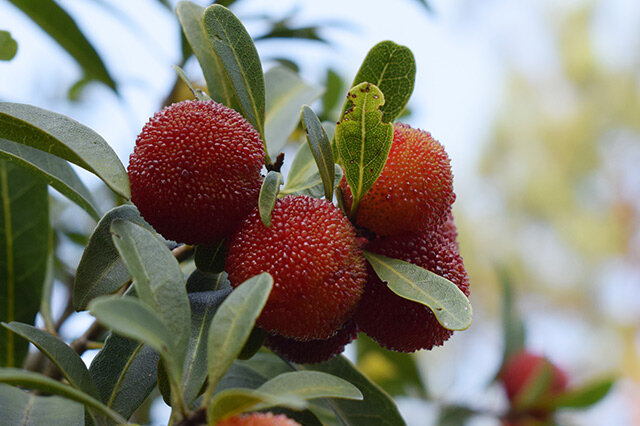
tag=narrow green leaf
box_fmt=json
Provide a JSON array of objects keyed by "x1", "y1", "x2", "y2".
[
  {"x1": 284, "y1": 142, "x2": 319, "y2": 194},
  {"x1": 0, "y1": 138, "x2": 100, "y2": 219},
  {"x1": 0, "y1": 368, "x2": 127, "y2": 424},
  {"x1": 513, "y1": 361, "x2": 553, "y2": 411},
  {"x1": 0, "y1": 161, "x2": 50, "y2": 367},
  {"x1": 181, "y1": 289, "x2": 232, "y2": 406},
  {"x1": 301, "y1": 106, "x2": 336, "y2": 200},
  {"x1": 552, "y1": 378, "x2": 614, "y2": 409},
  {"x1": 172, "y1": 64, "x2": 211, "y2": 101},
  {"x1": 437, "y1": 405, "x2": 475, "y2": 426},
  {"x1": 499, "y1": 268, "x2": 525, "y2": 374},
  {"x1": 265, "y1": 67, "x2": 323, "y2": 156},
  {"x1": 110, "y1": 219, "x2": 191, "y2": 363},
  {"x1": 335, "y1": 82, "x2": 393, "y2": 217},
  {"x1": 187, "y1": 269, "x2": 232, "y2": 293},
  {"x1": 2, "y1": 322, "x2": 99, "y2": 399},
  {"x1": 257, "y1": 371, "x2": 362, "y2": 401},
  {"x1": 203, "y1": 5, "x2": 266, "y2": 140},
  {"x1": 259, "y1": 171, "x2": 283, "y2": 226},
  {"x1": 321, "y1": 68, "x2": 344, "y2": 120},
  {"x1": 349, "y1": 41, "x2": 416, "y2": 123},
  {"x1": 363, "y1": 251, "x2": 472, "y2": 331},
  {"x1": 195, "y1": 241, "x2": 227, "y2": 274},
  {"x1": 208, "y1": 387, "x2": 306, "y2": 425},
  {"x1": 0, "y1": 102, "x2": 129, "y2": 199},
  {"x1": 204, "y1": 273, "x2": 273, "y2": 404},
  {"x1": 7, "y1": 0, "x2": 116, "y2": 90},
  {"x1": 176, "y1": 1, "x2": 244, "y2": 114},
  {"x1": 0, "y1": 31, "x2": 18, "y2": 61},
  {"x1": 74, "y1": 205, "x2": 150, "y2": 310},
  {"x1": 89, "y1": 334, "x2": 158, "y2": 419},
  {"x1": 0, "y1": 383, "x2": 84, "y2": 426}
]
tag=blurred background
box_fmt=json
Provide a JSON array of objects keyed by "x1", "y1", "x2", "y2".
[{"x1": 1, "y1": 0, "x2": 639, "y2": 424}]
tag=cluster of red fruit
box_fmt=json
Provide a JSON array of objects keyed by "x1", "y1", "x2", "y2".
[{"x1": 128, "y1": 99, "x2": 469, "y2": 363}]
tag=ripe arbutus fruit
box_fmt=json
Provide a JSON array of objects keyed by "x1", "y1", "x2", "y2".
[
  {"x1": 340, "y1": 123, "x2": 455, "y2": 236},
  {"x1": 500, "y1": 350, "x2": 568, "y2": 403},
  {"x1": 354, "y1": 214, "x2": 470, "y2": 352},
  {"x1": 226, "y1": 195, "x2": 366, "y2": 341},
  {"x1": 265, "y1": 320, "x2": 358, "y2": 364},
  {"x1": 128, "y1": 100, "x2": 264, "y2": 244},
  {"x1": 216, "y1": 412, "x2": 301, "y2": 426}
]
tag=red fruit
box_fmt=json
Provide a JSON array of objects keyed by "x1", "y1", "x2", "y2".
[
  {"x1": 128, "y1": 100, "x2": 264, "y2": 244},
  {"x1": 226, "y1": 195, "x2": 366, "y2": 340},
  {"x1": 265, "y1": 320, "x2": 358, "y2": 364},
  {"x1": 340, "y1": 123, "x2": 455, "y2": 236},
  {"x1": 353, "y1": 215, "x2": 469, "y2": 352},
  {"x1": 500, "y1": 351, "x2": 568, "y2": 402},
  {"x1": 216, "y1": 412, "x2": 301, "y2": 426}
]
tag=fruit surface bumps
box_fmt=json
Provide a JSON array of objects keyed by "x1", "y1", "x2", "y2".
[
  {"x1": 216, "y1": 412, "x2": 301, "y2": 426},
  {"x1": 128, "y1": 100, "x2": 264, "y2": 244},
  {"x1": 500, "y1": 351, "x2": 568, "y2": 402},
  {"x1": 265, "y1": 320, "x2": 358, "y2": 364},
  {"x1": 340, "y1": 122, "x2": 455, "y2": 236},
  {"x1": 226, "y1": 195, "x2": 366, "y2": 341},
  {"x1": 354, "y1": 214, "x2": 470, "y2": 352}
]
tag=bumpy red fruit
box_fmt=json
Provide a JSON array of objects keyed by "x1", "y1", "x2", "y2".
[
  {"x1": 340, "y1": 122, "x2": 455, "y2": 236},
  {"x1": 216, "y1": 412, "x2": 301, "y2": 426},
  {"x1": 128, "y1": 100, "x2": 264, "y2": 244},
  {"x1": 500, "y1": 351, "x2": 568, "y2": 402},
  {"x1": 226, "y1": 195, "x2": 366, "y2": 340},
  {"x1": 354, "y1": 214, "x2": 469, "y2": 352},
  {"x1": 265, "y1": 320, "x2": 358, "y2": 364}
]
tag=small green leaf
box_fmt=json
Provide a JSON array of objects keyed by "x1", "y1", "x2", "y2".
[
  {"x1": 7, "y1": 0, "x2": 116, "y2": 90},
  {"x1": 498, "y1": 268, "x2": 525, "y2": 375},
  {"x1": 172, "y1": 64, "x2": 211, "y2": 101},
  {"x1": 204, "y1": 273, "x2": 273, "y2": 404},
  {"x1": 0, "y1": 138, "x2": 100, "y2": 219},
  {"x1": 259, "y1": 171, "x2": 283, "y2": 226},
  {"x1": 110, "y1": 219, "x2": 191, "y2": 363},
  {"x1": 349, "y1": 41, "x2": 416, "y2": 123},
  {"x1": 0, "y1": 102, "x2": 129, "y2": 199},
  {"x1": 257, "y1": 371, "x2": 363, "y2": 402},
  {"x1": 208, "y1": 388, "x2": 306, "y2": 425},
  {"x1": 237, "y1": 327, "x2": 266, "y2": 360},
  {"x1": 0, "y1": 383, "x2": 84, "y2": 426},
  {"x1": 513, "y1": 361, "x2": 553, "y2": 410},
  {"x1": 335, "y1": 82, "x2": 393, "y2": 217},
  {"x1": 74, "y1": 205, "x2": 151, "y2": 310},
  {"x1": 0, "y1": 31, "x2": 18, "y2": 61},
  {"x1": 186, "y1": 270, "x2": 231, "y2": 293},
  {"x1": 301, "y1": 106, "x2": 336, "y2": 200},
  {"x1": 282, "y1": 142, "x2": 342, "y2": 198},
  {"x1": 0, "y1": 368, "x2": 127, "y2": 424},
  {"x1": 437, "y1": 405, "x2": 475, "y2": 426},
  {"x1": 552, "y1": 378, "x2": 614, "y2": 409},
  {"x1": 362, "y1": 252, "x2": 472, "y2": 331},
  {"x1": 1, "y1": 161, "x2": 50, "y2": 367},
  {"x1": 203, "y1": 5, "x2": 266, "y2": 142},
  {"x1": 321, "y1": 68, "x2": 344, "y2": 120},
  {"x1": 265, "y1": 67, "x2": 323, "y2": 156},
  {"x1": 195, "y1": 241, "x2": 227, "y2": 274}
]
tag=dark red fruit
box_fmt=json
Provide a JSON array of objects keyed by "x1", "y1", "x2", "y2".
[
  {"x1": 265, "y1": 320, "x2": 358, "y2": 364},
  {"x1": 216, "y1": 412, "x2": 301, "y2": 426},
  {"x1": 500, "y1": 351, "x2": 568, "y2": 402},
  {"x1": 354, "y1": 214, "x2": 469, "y2": 352},
  {"x1": 128, "y1": 100, "x2": 264, "y2": 244},
  {"x1": 340, "y1": 122, "x2": 455, "y2": 236},
  {"x1": 226, "y1": 195, "x2": 366, "y2": 341}
]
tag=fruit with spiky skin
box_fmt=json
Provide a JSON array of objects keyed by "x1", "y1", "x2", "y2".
[
  {"x1": 500, "y1": 351, "x2": 568, "y2": 403},
  {"x1": 128, "y1": 100, "x2": 264, "y2": 244},
  {"x1": 340, "y1": 122, "x2": 455, "y2": 236},
  {"x1": 265, "y1": 320, "x2": 358, "y2": 364},
  {"x1": 216, "y1": 412, "x2": 301, "y2": 426},
  {"x1": 354, "y1": 214, "x2": 469, "y2": 352},
  {"x1": 226, "y1": 195, "x2": 366, "y2": 341}
]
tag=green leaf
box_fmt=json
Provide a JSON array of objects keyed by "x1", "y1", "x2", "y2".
[
  {"x1": 259, "y1": 171, "x2": 283, "y2": 226},
  {"x1": 195, "y1": 241, "x2": 227, "y2": 274},
  {"x1": 0, "y1": 383, "x2": 84, "y2": 426},
  {"x1": 204, "y1": 273, "x2": 273, "y2": 404},
  {"x1": 203, "y1": 5, "x2": 266, "y2": 142},
  {"x1": 176, "y1": 2, "x2": 244, "y2": 114},
  {"x1": 363, "y1": 251, "x2": 472, "y2": 331},
  {"x1": 110, "y1": 219, "x2": 191, "y2": 363},
  {"x1": 2, "y1": 322, "x2": 99, "y2": 399},
  {"x1": 321, "y1": 69, "x2": 344, "y2": 120},
  {"x1": 0, "y1": 368, "x2": 127, "y2": 424},
  {"x1": 282, "y1": 142, "x2": 342, "y2": 198},
  {"x1": 552, "y1": 378, "x2": 614, "y2": 409},
  {"x1": 187, "y1": 270, "x2": 231, "y2": 293},
  {"x1": 0, "y1": 161, "x2": 50, "y2": 367},
  {"x1": 498, "y1": 268, "x2": 525, "y2": 374},
  {"x1": 237, "y1": 326, "x2": 267, "y2": 360},
  {"x1": 208, "y1": 387, "x2": 306, "y2": 425},
  {"x1": 437, "y1": 405, "x2": 475, "y2": 426},
  {"x1": 181, "y1": 289, "x2": 232, "y2": 407},
  {"x1": 172, "y1": 64, "x2": 211, "y2": 101},
  {"x1": 301, "y1": 106, "x2": 336, "y2": 200},
  {"x1": 89, "y1": 334, "x2": 158, "y2": 419},
  {"x1": 349, "y1": 41, "x2": 416, "y2": 123},
  {"x1": 257, "y1": 371, "x2": 363, "y2": 401},
  {"x1": 0, "y1": 138, "x2": 100, "y2": 219},
  {"x1": 7, "y1": 0, "x2": 116, "y2": 90},
  {"x1": 335, "y1": 82, "x2": 393, "y2": 217},
  {"x1": 265, "y1": 67, "x2": 323, "y2": 156},
  {"x1": 0, "y1": 103, "x2": 129, "y2": 199},
  {"x1": 0, "y1": 31, "x2": 18, "y2": 61},
  {"x1": 74, "y1": 205, "x2": 150, "y2": 310},
  {"x1": 513, "y1": 361, "x2": 553, "y2": 411}
]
